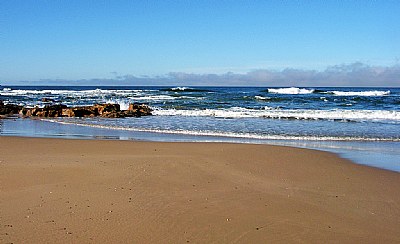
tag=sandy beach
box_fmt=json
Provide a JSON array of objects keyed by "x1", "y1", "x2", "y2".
[{"x1": 0, "y1": 136, "x2": 399, "y2": 243}]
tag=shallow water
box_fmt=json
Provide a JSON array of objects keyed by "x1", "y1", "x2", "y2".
[{"x1": 1, "y1": 118, "x2": 399, "y2": 172}]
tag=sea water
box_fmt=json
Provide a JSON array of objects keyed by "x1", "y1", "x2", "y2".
[{"x1": 1, "y1": 86, "x2": 399, "y2": 171}]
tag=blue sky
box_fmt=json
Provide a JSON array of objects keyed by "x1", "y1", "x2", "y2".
[{"x1": 1, "y1": 0, "x2": 399, "y2": 86}]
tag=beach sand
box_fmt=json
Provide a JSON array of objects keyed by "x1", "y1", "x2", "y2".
[{"x1": 0, "y1": 137, "x2": 399, "y2": 243}]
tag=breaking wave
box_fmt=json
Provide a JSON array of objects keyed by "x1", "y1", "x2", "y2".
[
  {"x1": 263, "y1": 87, "x2": 392, "y2": 97},
  {"x1": 133, "y1": 95, "x2": 178, "y2": 100},
  {"x1": 161, "y1": 87, "x2": 213, "y2": 92},
  {"x1": 254, "y1": 95, "x2": 270, "y2": 100},
  {"x1": 267, "y1": 87, "x2": 315, "y2": 94},
  {"x1": 328, "y1": 90, "x2": 391, "y2": 96},
  {"x1": 152, "y1": 107, "x2": 400, "y2": 122},
  {"x1": 0, "y1": 88, "x2": 147, "y2": 96}
]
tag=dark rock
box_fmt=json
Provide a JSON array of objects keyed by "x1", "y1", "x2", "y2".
[
  {"x1": 95, "y1": 104, "x2": 120, "y2": 115},
  {"x1": 0, "y1": 101, "x2": 23, "y2": 115},
  {"x1": 4, "y1": 102, "x2": 152, "y2": 118},
  {"x1": 101, "y1": 111, "x2": 126, "y2": 118},
  {"x1": 22, "y1": 104, "x2": 67, "y2": 117},
  {"x1": 125, "y1": 103, "x2": 152, "y2": 117},
  {"x1": 62, "y1": 104, "x2": 122, "y2": 118},
  {"x1": 70, "y1": 107, "x2": 96, "y2": 117},
  {"x1": 61, "y1": 108, "x2": 74, "y2": 117},
  {"x1": 19, "y1": 107, "x2": 32, "y2": 117}
]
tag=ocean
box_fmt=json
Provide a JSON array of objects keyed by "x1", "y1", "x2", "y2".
[{"x1": 1, "y1": 86, "x2": 399, "y2": 171}]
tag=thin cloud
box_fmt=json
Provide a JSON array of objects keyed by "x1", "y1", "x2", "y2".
[
  {"x1": 166, "y1": 62, "x2": 400, "y2": 87},
  {"x1": 4, "y1": 63, "x2": 400, "y2": 87}
]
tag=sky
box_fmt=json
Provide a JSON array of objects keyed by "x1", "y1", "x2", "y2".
[{"x1": 1, "y1": 0, "x2": 400, "y2": 86}]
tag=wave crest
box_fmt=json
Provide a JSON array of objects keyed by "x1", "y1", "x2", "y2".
[
  {"x1": 329, "y1": 90, "x2": 390, "y2": 96},
  {"x1": 161, "y1": 87, "x2": 212, "y2": 92},
  {"x1": 152, "y1": 107, "x2": 400, "y2": 122},
  {"x1": 267, "y1": 87, "x2": 315, "y2": 94}
]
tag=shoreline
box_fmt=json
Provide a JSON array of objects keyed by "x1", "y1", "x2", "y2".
[
  {"x1": 0, "y1": 133, "x2": 398, "y2": 174},
  {"x1": 1, "y1": 136, "x2": 399, "y2": 243},
  {"x1": 1, "y1": 117, "x2": 400, "y2": 172}
]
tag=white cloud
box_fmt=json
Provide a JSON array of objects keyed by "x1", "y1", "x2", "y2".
[
  {"x1": 4, "y1": 63, "x2": 400, "y2": 87},
  {"x1": 165, "y1": 62, "x2": 400, "y2": 86}
]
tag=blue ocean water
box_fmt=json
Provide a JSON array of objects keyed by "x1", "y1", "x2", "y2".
[{"x1": 1, "y1": 86, "x2": 399, "y2": 171}]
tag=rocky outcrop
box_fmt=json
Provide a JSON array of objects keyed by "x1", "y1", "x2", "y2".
[
  {"x1": 125, "y1": 104, "x2": 152, "y2": 117},
  {"x1": 0, "y1": 101, "x2": 152, "y2": 118},
  {"x1": 58, "y1": 104, "x2": 124, "y2": 118},
  {"x1": 20, "y1": 104, "x2": 67, "y2": 117},
  {"x1": 0, "y1": 101, "x2": 23, "y2": 116}
]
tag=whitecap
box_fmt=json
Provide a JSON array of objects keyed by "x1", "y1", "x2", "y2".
[
  {"x1": 330, "y1": 90, "x2": 390, "y2": 96},
  {"x1": 133, "y1": 95, "x2": 177, "y2": 101},
  {"x1": 0, "y1": 88, "x2": 147, "y2": 97},
  {"x1": 267, "y1": 87, "x2": 315, "y2": 94},
  {"x1": 254, "y1": 95, "x2": 270, "y2": 100},
  {"x1": 171, "y1": 87, "x2": 191, "y2": 91},
  {"x1": 152, "y1": 107, "x2": 400, "y2": 122}
]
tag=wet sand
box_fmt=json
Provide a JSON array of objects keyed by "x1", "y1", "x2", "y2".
[{"x1": 1, "y1": 136, "x2": 399, "y2": 243}]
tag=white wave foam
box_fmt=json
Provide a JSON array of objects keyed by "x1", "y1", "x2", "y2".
[
  {"x1": 134, "y1": 95, "x2": 177, "y2": 100},
  {"x1": 0, "y1": 88, "x2": 149, "y2": 96},
  {"x1": 171, "y1": 87, "x2": 191, "y2": 91},
  {"x1": 152, "y1": 107, "x2": 400, "y2": 122},
  {"x1": 0, "y1": 89, "x2": 54, "y2": 95},
  {"x1": 329, "y1": 90, "x2": 390, "y2": 96},
  {"x1": 42, "y1": 118, "x2": 400, "y2": 142},
  {"x1": 268, "y1": 87, "x2": 315, "y2": 94},
  {"x1": 104, "y1": 99, "x2": 130, "y2": 110},
  {"x1": 254, "y1": 95, "x2": 270, "y2": 100}
]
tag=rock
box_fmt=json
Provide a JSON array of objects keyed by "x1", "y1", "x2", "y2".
[
  {"x1": 4, "y1": 102, "x2": 152, "y2": 118},
  {"x1": 70, "y1": 107, "x2": 96, "y2": 117},
  {"x1": 94, "y1": 104, "x2": 120, "y2": 115},
  {"x1": 101, "y1": 111, "x2": 126, "y2": 118},
  {"x1": 22, "y1": 104, "x2": 67, "y2": 117},
  {"x1": 63, "y1": 104, "x2": 122, "y2": 118},
  {"x1": 0, "y1": 101, "x2": 23, "y2": 115},
  {"x1": 19, "y1": 107, "x2": 32, "y2": 117},
  {"x1": 125, "y1": 103, "x2": 152, "y2": 117},
  {"x1": 61, "y1": 108, "x2": 74, "y2": 117}
]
